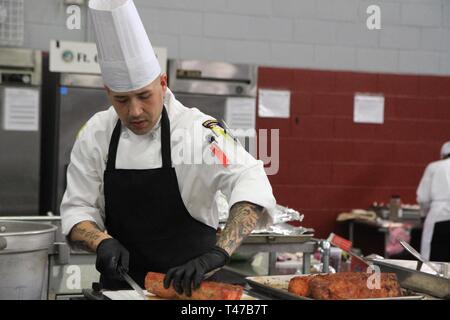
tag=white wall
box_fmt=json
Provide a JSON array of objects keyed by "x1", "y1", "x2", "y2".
[{"x1": 18, "y1": 0, "x2": 450, "y2": 76}]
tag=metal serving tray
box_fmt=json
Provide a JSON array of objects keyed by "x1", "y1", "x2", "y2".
[
  {"x1": 371, "y1": 259, "x2": 450, "y2": 299},
  {"x1": 246, "y1": 275, "x2": 309, "y2": 300},
  {"x1": 246, "y1": 275, "x2": 425, "y2": 300}
]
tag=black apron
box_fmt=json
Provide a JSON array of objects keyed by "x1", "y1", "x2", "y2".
[
  {"x1": 101, "y1": 107, "x2": 217, "y2": 289},
  {"x1": 430, "y1": 220, "x2": 450, "y2": 262}
]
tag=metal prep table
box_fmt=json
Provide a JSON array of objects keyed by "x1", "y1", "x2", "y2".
[
  {"x1": 230, "y1": 235, "x2": 329, "y2": 276},
  {"x1": 346, "y1": 218, "x2": 423, "y2": 258},
  {"x1": 0, "y1": 216, "x2": 328, "y2": 299}
]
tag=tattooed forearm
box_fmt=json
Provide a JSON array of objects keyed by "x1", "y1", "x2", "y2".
[
  {"x1": 69, "y1": 221, "x2": 111, "y2": 252},
  {"x1": 216, "y1": 201, "x2": 263, "y2": 256},
  {"x1": 70, "y1": 240, "x2": 94, "y2": 252}
]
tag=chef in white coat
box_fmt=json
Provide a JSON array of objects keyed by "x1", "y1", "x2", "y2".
[
  {"x1": 60, "y1": 0, "x2": 276, "y2": 296},
  {"x1": 417, "y1": 141, "x2": 450, "y2": 262}
]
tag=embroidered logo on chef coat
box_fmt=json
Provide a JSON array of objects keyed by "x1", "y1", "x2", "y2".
[
  {"x1": 202, "y1": 119, "x2": 237, "y2": 145},
  {"x1": 202, "y1": 119, "x2": 245, "y2": 167},
  {"x1": 202, "y1": 119, "x2": 220, "y2": 130}
]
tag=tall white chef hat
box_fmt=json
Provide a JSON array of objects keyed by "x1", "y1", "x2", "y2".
[
  {"x1": 441, "y1": 141, "x2": 450, "y2": 158},
  {"x1": 88, "y1": 0, "x2": 161, "y2": 92}
]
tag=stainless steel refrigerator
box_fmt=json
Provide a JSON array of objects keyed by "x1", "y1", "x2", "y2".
[
  {"x1": 0, "y1": 47, "x2": 42, "y2": 216},
  {"x1": 40, "y1": 54, "x2": 110, "y2": 215}
]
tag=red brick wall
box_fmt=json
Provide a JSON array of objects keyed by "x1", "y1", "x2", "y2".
[{"x1": 257, "y1": 67, "x2": 450, "y2": 238}]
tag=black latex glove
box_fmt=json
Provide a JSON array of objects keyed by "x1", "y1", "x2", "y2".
[
  {"x1": 95, "y1": 238, "x2": 129, "y2": 280},
  {"x1": 163, "y1": 246, "x2": 230, "y2": 297}
]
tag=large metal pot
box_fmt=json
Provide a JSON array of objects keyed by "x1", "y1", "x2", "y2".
[{"x1": 0, "y1": 220, "x2": 57, "y2": 300}]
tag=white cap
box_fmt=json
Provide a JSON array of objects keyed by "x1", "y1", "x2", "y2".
[
  {"x1": 441, "y1": 141, "x2": 450, "y2": 158},
  {"x1": 89, "y1": 0, "x2": 161, "y2": 92}
]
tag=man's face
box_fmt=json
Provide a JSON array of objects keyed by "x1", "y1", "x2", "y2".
[{"x1": 107, "y1": 74, "x2": 168, "y2": 135}]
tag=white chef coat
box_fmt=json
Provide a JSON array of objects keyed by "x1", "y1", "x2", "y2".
[
  {"x1": 60, "y1": 88, "x2": 276, "y2": 236},
  {"x1": 417, "y1": 158, "x2": 450, "y2": 260}
]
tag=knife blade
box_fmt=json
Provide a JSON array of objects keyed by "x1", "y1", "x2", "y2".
[
  {"x1": 203, "y1": 268, "x2": 220, "y2": 280},
  {"x1": 399, "y1": 239, "x2": 444, "y2": 277},
  {"x1": 118, "y1": 266, "x2": 147, "y2": 300}
]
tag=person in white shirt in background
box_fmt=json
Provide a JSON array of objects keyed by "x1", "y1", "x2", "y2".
[
  {"x1": 417, "y1": 141, "x2": 450, "y2": 262},
  {"x1": 60, "y1": 0, "x2": 276, "y2": 296}
]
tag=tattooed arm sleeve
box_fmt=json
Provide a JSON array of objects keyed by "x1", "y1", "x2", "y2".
[
  {"x1": 68, "y1": 221, "x2": 112, "y2": 252},
  {"x1": 216, "y1": 201, "x2": 263, "y2": 256}
]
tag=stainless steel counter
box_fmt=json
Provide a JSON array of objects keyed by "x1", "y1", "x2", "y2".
[
  {"x1": 0, "y1": 216, "x2": 327, "y2": 299},
  {"x1": 237, "y1": 236, "x2": 320, "y2": 275}
]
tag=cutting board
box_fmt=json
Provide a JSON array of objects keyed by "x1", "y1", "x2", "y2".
[{"x1": 103, "y1": 290, "x2": 258, "y2": 300}]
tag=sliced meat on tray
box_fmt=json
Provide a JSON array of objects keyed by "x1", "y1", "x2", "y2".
[{"x1": 288, "y1": 272, "x2": 402, "y2": 300}]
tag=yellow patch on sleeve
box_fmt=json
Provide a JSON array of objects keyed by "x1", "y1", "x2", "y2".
[
  {"x1": 202, "y1": 119, "x2": 237, "y2": 144},
  {"x1": 76, "y1": 123, "x2": 87, "y2": 139}
]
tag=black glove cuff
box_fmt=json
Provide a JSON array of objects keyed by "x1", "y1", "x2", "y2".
[
  {"x1": 96, "y1": 238, "x2": 114, "y2": 254},
  {"x1": 212, "y1": 245, "x2": 231, "y2": 263}
]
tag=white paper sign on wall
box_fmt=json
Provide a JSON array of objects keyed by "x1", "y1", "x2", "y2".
[
  {"x1": 258, "y1": 89, "x2": 291, "y2": 119},
  {"x1": 225, "y1": 97, "x2": 256, "y2": 137},
  {"x1": 354, "y1": 93, "x2": 385, "y2": 124},
  {"x1": 3, "y1": 88, "x2": 40, "y2": 131}
]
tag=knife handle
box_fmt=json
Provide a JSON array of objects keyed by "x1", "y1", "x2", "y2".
[{"x1": 117, "y1": 265, "x2": 127, "y2": 277}]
